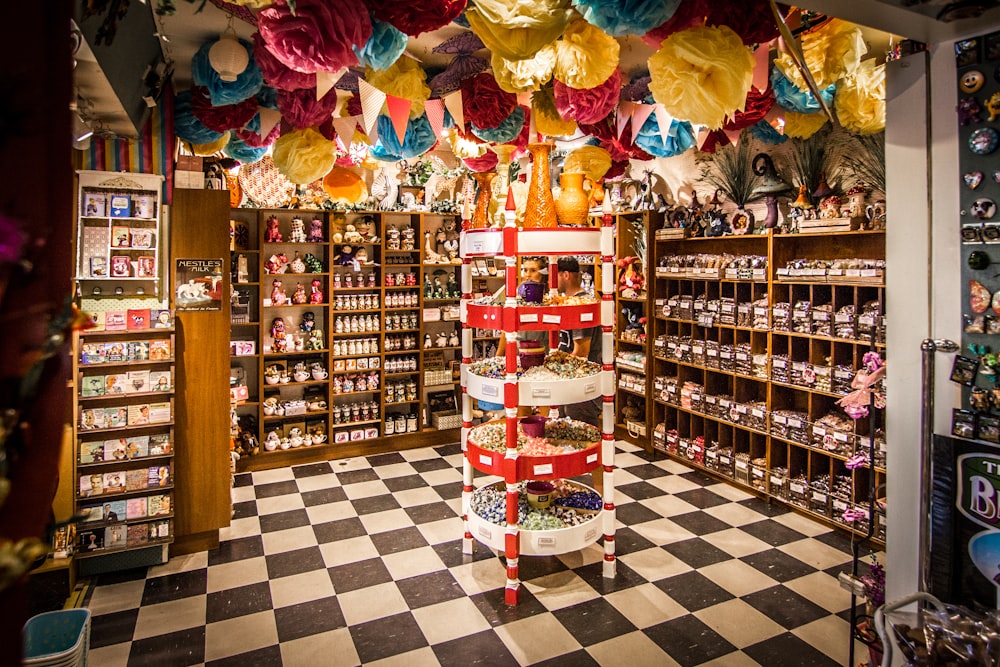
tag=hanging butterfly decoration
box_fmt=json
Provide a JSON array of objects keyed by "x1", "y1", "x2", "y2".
[{"x1": 429, "y1": 32, "x2": 488, "y2": 96}]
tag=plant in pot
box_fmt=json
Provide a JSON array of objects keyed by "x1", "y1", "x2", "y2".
[{"x1": 699, "y1": 133, "x2": 762, "y2": 234}]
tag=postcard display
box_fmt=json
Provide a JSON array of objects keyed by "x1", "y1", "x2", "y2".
[
  {"x1": 73, "y1": 323, "x2": 175, "y2": 573},
  {"x1": 460, "y1": 212, "x2": 617, "y2": 605},
  {"x1": 76, "y1": 170, "x2": 164, "y2": 299}
]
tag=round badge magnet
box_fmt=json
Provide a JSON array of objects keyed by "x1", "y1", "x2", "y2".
[
  {"x1": 960, "y1": 69, "x2": 986, "y2": 94},
  {"x1": 970, "y1": 127, "x2": 999, "y2": 155}
]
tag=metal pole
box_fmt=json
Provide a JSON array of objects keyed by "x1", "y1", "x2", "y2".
[{"x1": 918, "y1": 338, "x2": 958, "y2": 595}]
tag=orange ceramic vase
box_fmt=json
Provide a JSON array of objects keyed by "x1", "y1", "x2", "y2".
[
  {"x1": 523, "y1": 143, "x2": 555, "y2": 228},
  {"x1": 471, "y1": 172, "x2": 496, "y2": 229},
  {"x1": 555, "y1": 172, "x2": 590, "y2": 227}
]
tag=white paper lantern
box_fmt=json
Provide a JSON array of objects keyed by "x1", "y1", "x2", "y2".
[{"x1": 209, "y1": 33, "x2": 249, "y2": 82}]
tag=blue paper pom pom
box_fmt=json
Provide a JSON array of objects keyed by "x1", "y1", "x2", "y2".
[
  {"x1": 571, "y1": 0, "x2": 681, "y2": 37},
  {"x1": 635, "y1": 112, "x2": 696, "y2": 158},
  {"x1": 471, "y1": 106, "x2": 525, "y2": 143},
  {"x1": 256, "y1": 85, "x2": 279, "y2": 110},
  {"x1": 749, "y1": 119, "x2": 788, "y2": 144},
  {"x1": 374, "y1": 113, "x2": 438, "y2": 159},
  {"x1": 174, "y1": 90, "x2": 225, "y2": 144},
  {"x1": 191, "y1": 38, "x2": 263, "y2": 107},
  {"x1": 224, "y1": 135, "x2": 268, "y2": 164},
  {"x1": 771, "y1": 69, "x2": 835, "y2": 114},
  {"x1": 354, "y1": 18, "x2": 408, "y2": 71}
]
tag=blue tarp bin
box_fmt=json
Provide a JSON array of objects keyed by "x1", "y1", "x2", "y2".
[{"x1": 23, "y1": 608, "x2": 90, "y2": 666}]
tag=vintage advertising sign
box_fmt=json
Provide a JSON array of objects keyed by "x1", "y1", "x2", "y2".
[{"x1": 174, "y1": 259, "x2": 224, "y2": 312}]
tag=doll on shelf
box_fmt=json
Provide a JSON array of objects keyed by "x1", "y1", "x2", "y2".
[
  {"x1": 271, "y1": 318, "x2": 288, "y2": 353},
  {"x1": 271, "y1": 279, "x2": 288, "y2": 306}
]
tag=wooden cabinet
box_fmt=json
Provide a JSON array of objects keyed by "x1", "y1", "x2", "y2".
[{"x1": 650, "y1": 229, "x2": 886, "y2": 542}]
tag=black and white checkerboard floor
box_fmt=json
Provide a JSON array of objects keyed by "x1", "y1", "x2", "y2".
[{"x1": 83, "y1": 441, "x2": 880, "y2": 666}]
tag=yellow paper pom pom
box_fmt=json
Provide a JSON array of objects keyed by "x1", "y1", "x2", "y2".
[
  {"x1": 187, "y1": 132, "x2": 231, "y2": 156},
  {"x1": 365, "y1": 57, "x2": 431, "y2": 118},
  {"x1": 532, "y1": 87, "x2": 578, "y2": 137},
  {"x1": 466, "y1": 0, "x2": 573, "y2": 62},
  {"x1": 836, "y1": 60, "x2": 885, "y2": 135},
  {"x1": 230, "y1": 0, "x2": 273, "y2": 8},
  {"x1": 445, "y1": 129, "x2": 488, "y2": 159},
  {"x1": 323, "y1": 167, "x2": 368, "y2": 204},
  {"x1": 272, "y1": 127, "x2": 336, "y2": 185},
  {"x1": 493, "y1": 46, "x2": 556, "y2": 93},
  {"x1": 563, "y1": 145, "x2": 612, "y2": 182},
  {"x1": 784, "y1": 110, "x2": 829, "y2": 139},
  {"x1": 774, "y1": 19, "x2": 866, "y2": 90},
  {"x1": 648, "y1": 25, "x2": 754, "y2": 130},
  {"x1": 552, "y1": 20, "x2": 620, "y2": 90}
]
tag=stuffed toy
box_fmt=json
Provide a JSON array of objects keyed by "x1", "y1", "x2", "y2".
[
  {"x1": 343, "y1": 224, "x2": 363, "y2": 244},
  {"x1": 334, "y1": 244, "x2": 356, "y2": 266}
]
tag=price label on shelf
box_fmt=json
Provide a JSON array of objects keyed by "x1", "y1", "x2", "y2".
[
  {"x1": 542, "y1": 314, "x2": 561, "y2": 324},
  {"x1": 479, "y1": 454, "x2": 493, "y2": 466},
  {"x1": 481, "y1": 384, "x2": 498, "y2": 397},
  {"x1": 531, "y1": 387, "x2": 551, "y2": 398},
  {"x1": 519, "y1": 314, "x2": 539, "y2": 323},
  {"x1": 533, "y1": 464, "x2": 553, "y2": 476},
  {"x1": 580, "y1": 312, "x2": 594, "y2": 322}
]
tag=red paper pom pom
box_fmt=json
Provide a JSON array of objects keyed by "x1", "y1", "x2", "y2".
[
  {"x1": 362, "y1": 0, "x2": 467, "y2": 37},
  {"x1": 724, "y1": 85, "x2": 774, "y2": 131},
  {"x1": 579, "y1": 114, "x2": 654, "y2": 164},
  {"x1": 253, "y1": 32, "x2": 315, "y2": 91},
  {"x1": 553, "y1": 69, "x2": 622, "y2": 125},
  {"x1": 605, "y1": 160, "x2": 629, "y2": 180},
  {"x1": 258, "y1": 0, "x2": 370, "y2": 74},
  {"x1": 236, "y1": 119, "x2": 281, "y2": 148},
  {"x1": 190, "y1": 86, "x2": 259, "y2": 133},
  {"x1": 463, "y1": 151, "x2": 499, "y2": 172},
  {"x1": 277, "y1": 87, "x2": 341, "y2": 130},
  {"x1": 462, "y1": 72, "x2": 517, "y2": 131},
  {"x1": 706, "y1": 0, "x2": 780, "y2": 46},
  {"x1": 643, "y1": 0, "x2": 708, "y2": 48}
]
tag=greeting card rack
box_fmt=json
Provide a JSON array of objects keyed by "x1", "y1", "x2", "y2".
[{"x1": 459, "y1": 204, "x2": 617, "y2": 605}]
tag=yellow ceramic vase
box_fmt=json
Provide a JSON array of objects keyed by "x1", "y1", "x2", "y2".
[
  {"x1": 523, "y1": 143, "x2": 556, "y2": 228},
  {"x1": 555, "y1": 172, "x2": 590, "y2": 227}
]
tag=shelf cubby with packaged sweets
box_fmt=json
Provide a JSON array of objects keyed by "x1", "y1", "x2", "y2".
[{"x1": 649, "y1": 225, "x2": 885, "y2": 543}]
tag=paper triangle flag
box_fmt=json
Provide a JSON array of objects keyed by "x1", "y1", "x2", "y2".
[
  {"x1": 316, "y1": 68, "x2": 346, "y2": 101},
  {"x1": 424, "y1": 98, "x2": 446, "y2": 138},
  {"x1": 358, "y1": 78, "x2": 387, "y2": 138},
  {"x1": 258, "y1": 107, "x2": 282, "y2": 141},
  {"x1": 516, "y1": 91, "x2": 533, "y2": 107},
  {"x1": 724, "y1": 127, "x2": 742, "y2": 146},
  {"x1": 753, "y1": 43, "x2": 772, "y2": 92},
  {"x1": 695, "y1": 126, "x2": 711, "y2": 150},
  {"x1": 443, "y1": 90, "x2": 465, "y2": 133},
  {"x1": 385, "y1": 95, "x2": 412, "y2": 146},
  {"x1": 616, "y1": 101, "x2": 636, "y2": 138},
  {"x1": 332, "y1": 116, "x2": 360, "y2": 147},
  {"x1": 631, "y1": 103, "x2": 655, "y2": 143},
  {"x1": 653, "y1": 104, "x2": 673, "y2": 143}
]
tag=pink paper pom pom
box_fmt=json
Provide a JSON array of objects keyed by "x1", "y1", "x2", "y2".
[
  {"x1": 277, "y1": 87, "x2": 340, "y2": 130},
  {"x1": 258, "y1": 0, "x2": 371, "y2": 74},
  {"x1": 363, "y1": 0, "x2": 467, "y2": 37},
  {"x1": 553, "y1": 68, "x2": 622, "y2": 125}
]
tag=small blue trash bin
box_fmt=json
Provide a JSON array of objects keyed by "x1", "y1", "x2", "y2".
[{"x1": 23, "y1": 608, "x2": 90, "y2": 666}]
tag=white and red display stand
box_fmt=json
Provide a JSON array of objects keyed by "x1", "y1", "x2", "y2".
[{"x1": 459, "y1": 201, "x2": 617, "y2": 605}]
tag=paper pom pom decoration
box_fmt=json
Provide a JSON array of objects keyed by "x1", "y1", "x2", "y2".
[
  {"x1": 429, "y1": 32, "x2": 489, "y2": 94},
  {"x1": 750, "y1": 118, "x2": 787, "y2": 144},
  {"x1": 462, "y1": 72, "x2": 517, "y2": 131},
  {"x1": 563, "y1": 145, "x2": 612, "y2": 182},
  {"x1": 192, "y1": 38, "x2": 263, "y2": 106},
  {"x1": 622, "y1": 74, "x2": 652, "y2": 102},
  {"x1": 189, "y1": 131, "x2": 232, "y2": 156},
  {"x1": 462, "y1": 151, "x2": 499, "y2": 172},
  {"x1": 465, "y1": 0, "x2": 573, "y2": 62},
  {"x1": 554, "y1": 67, "x2": 622, "y2": 125},
  {"x1": 366, "y1": 57, "x2": 432, "y2": 118},
  {"x1": 224, "y1": 135, "x2": 268, "y2": 164},
  {"x1": 471, "y1": 105, "x2": 526, "y2": 143},
  {"x1": 571, "y1": 0, "x2": 681, "y2": 37},
  {"x1": 366, "y1": 0, "x2": 467, "y2": 37},
  {"x1": 174, "y1": 89, "x2": 226, "y2": 145},
  {"x1": 374, "y1": 113, "x2": 438, "y2": 159},
  {"x1": 723, "y1": 85, "x2": 774, "y2": 131},
  {"x1": 797, "y1": 19, "x2": 866, "y2": 89},
  {"x1": 635, "y1": 113, "x2": 696, "y2": 158},
  {"x1": 705, "y1": 0, "x2": 777, "y2": 46},
  {"x1": 190, "y1": 86, "x2": 259, "y2": 133},
  {"x1": 579, "y1": 115, "x2": 653, "y2": 163},
  {"x1": 252, "y1": 32, "x2": 315, "y2": 91},
  {"x1": 323, "y1": 166, "x2": 368, "y2": 203},
  {"x1": 836, "y1": 60, "x2": 885, "y2": 135},
  {"x1": 648, "y1": 25, "x2": 754, "y2": 129},
  {"x1": 258, "y1": 0, "x2": 371, "y2": 74},
  {"x1": 272, "y1": 127, "x2": 337, "y2": 184},
  {"x1": 784, "y1": 110, "x2": 829, "y2": 139},
  {"x1": 492, "y1": 46, "x2": 555, "y2": 93},
  {"x1": 642, "y1": 0, "x2": 707, "y2": 47},
  {"x1": 237, "y1": 113, "x2": 282, "y2": 148},
  {"x1": 445, "y1": 128, "x2": 488, "y2": 159},
  {"x1": 553, "y1": 20, "x2": 621, "y2": 90},
  {"x1": 353, "y1": 18, "x2": 408, "y2": 71},
  {"x1": 277, "y1": 86, "x2": 340, "y2": 130},
  {"x1": 771, "y1": 68, "x2": 835, "y2": 114},
  {"x1": 532, "y1": 87, "x2": 578, "y2": 137}
]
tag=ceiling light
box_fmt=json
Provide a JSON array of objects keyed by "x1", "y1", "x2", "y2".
[{"x1": 208, "y1": 17, "x2": 248, "y2": 82}]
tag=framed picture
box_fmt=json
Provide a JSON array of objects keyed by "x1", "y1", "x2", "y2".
[
  {"x1": 175, "y1": 258, "x2": 224, "y2": 311},
  {"x1": 83, "y1": 193, "x2": 106, "y2": 217},
  {"x1": 137, "y1": 256, "x2": 156, "y2": 278},
  {"x1": 131, "y1": 228, "x2": 153, "y2": 249},
  {"x1": 110, "y1": 256, "x2": 131, "y2": 278}
]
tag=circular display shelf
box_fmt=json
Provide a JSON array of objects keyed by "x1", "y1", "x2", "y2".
[
  {"x1": 464, "y1": 301, "x2": 602, "y2": 331},
  {"x1": 465, "y1": 370, "x2": 606, "y2": 407},
  {"x1": 466, "y1": 427, "x2": 601, "y2": 480},
  {"x1": 467, "y1": 481, "x2": 604, "y2": 556},
  {"x1": 461, "y1": 228, "x2": 602, "y2": 257}
]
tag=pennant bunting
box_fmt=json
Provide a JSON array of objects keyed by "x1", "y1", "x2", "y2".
[
  {"x1": 332, "y1": 115, "x2": 360, "y2": 147},
  {"x1": 516, "y1": 91, "x2": 533, "y2": 107},
  {"x1": 653, "y1": 104, "x2": 673, "y2": 144},
  {"x1": 696, "y1": 126, "x2": 711, "y2": 150},
  {"x1": 258, "y1": 107, "x2": 282, "y2": 142},
  {"x1": 385, "y1": 94, "x2": 413, "y2": 146},
  {"x1": 358, "y1": 78, "x2": 387, "y2": 138},
  {"x1": 443, "y1": 90, "x2": 464, "y2": 133},
  {"x1": 753, "y1": 43, "x2": 772, "y2": 92},
  {"x1": 617, "y1": 101, "x2": 636, "y2": 138},
  {"x1": 724, "y1": 127, "x2": 741, "y2": 146},
  {"x1": 424, "y1": 98, "x2": 446, "y2": 138},
  {"x1": 631, "y1": 103, "x2": 655, "y2": 143},
  {"x1": 316, "y1": 67, "x2": 346, "y2": 102}
]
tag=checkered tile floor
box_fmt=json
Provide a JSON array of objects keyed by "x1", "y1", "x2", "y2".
[{"x1": 83, "y1": 441, "x2": 880, "y2": 666}]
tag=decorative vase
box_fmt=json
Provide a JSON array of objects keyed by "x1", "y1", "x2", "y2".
[
  {"x1": 471, "y1": 172, "x2": 496, "y2": 229},
  {"x1": 490, "y1": 144, "x2": 517, "y2": 227},
  {"x1": 523, "y1": 143, "x2": 556, "y2": 228},
  {"x1": 555, "y1": 172, "x2": 590, "y2": 227}
]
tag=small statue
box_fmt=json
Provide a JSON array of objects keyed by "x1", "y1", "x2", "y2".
[
  {"x1": 308, "y1": 218, "x2": 324, "y2": 242},
  {"x1": 424, "y1": 273, "x2": 434, "y2": 298},
  {"x1": 309, "y1": 278, "x2": 324, "y2": 304},
  {"x1": 424, "y1": 333, "x2": 432, "y2": 348},
  {"x1": 292, "y1": 283, "x2": 308, "y2": 304},
  {"x1": 446, "y1": 272, "x2": 460, "y2": 298},
  {"x1": 289, "y1": 217, "x2": 306, "y2": 243},
  {"x1": 448, "y1": 330, "x2": 459, "y2": 347},
  {"x1": 265, "y1": 216, "x2": 282, "y2": 242},
  {"x1": 433, "y1": 276, "x2": 443, "y2": 299},
  {"x1": 300, "y1": 311, "x2": 315, "y2": 332},
  {"x1": 435, "y1": 332, "x2": 449, "y2": 347},
  {"x1": 305, "y1": 329, "x2": 323, "y2": 350},
  {"x1": 289, "y1": 252, "x2": 306, "y2": 274},
  {"x1": 264, "y1": 252, "x2": 288, "y2": 275},
  {"x1": 271, "y1": 317, "x2": 287, "y2": 352},
  {"x1": 271, "y1": 279, "x2": 288, "y2": 306}
]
